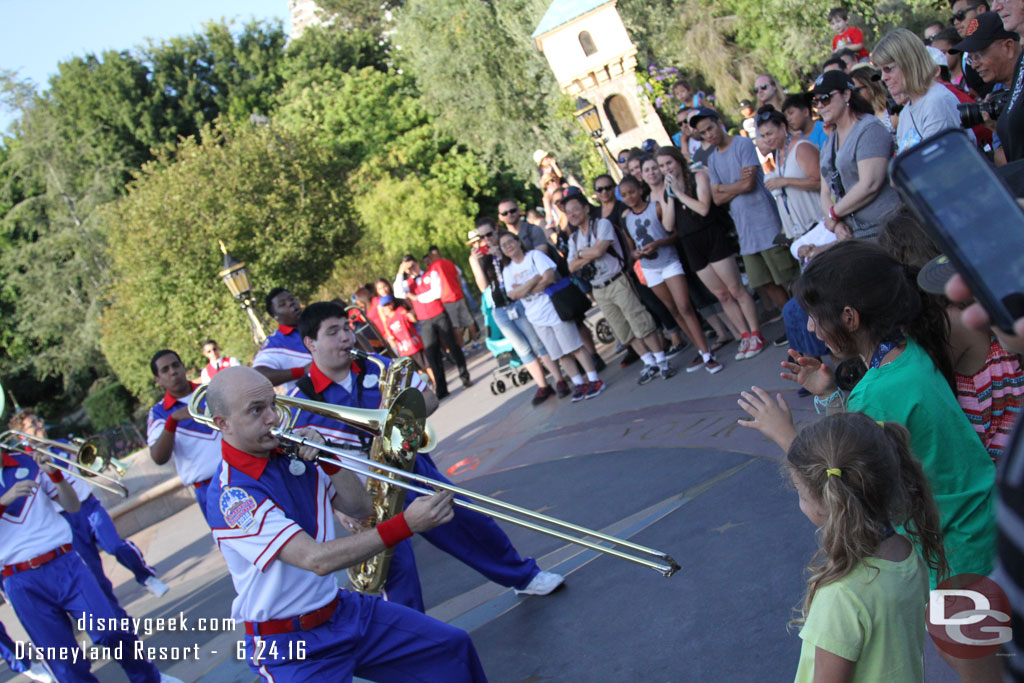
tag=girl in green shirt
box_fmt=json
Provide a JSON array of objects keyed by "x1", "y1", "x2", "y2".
[{"x1": 788, "y1": 413, "x2": 946, "y2": 683}]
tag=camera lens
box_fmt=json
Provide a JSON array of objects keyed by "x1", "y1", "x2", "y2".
[{"x1": 958, "y1": 102, "x2": 984, "y2": 129}]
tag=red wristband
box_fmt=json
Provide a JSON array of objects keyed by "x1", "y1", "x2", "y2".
[
  {"x1": 47, "y1": 470, "x2": 64, "y2": 484},
  {"x1": 290, "y1": 366, "x2": 305, "y2": 380},
  {"x1": 164, "y1": 416, "x2": 179, "y2": 433},
  {"x1": 829, "y1": 205, "x2": 840, "y2": 221},
  {"x1": 376, "y1": 513, "x2": 413, "y2": 548},
  {"x1": 0, "y1": 505, "x2": 7, "y2": 516},
  {"x1": 320, "y1": 462, "x2": 341, "y2": 476}
]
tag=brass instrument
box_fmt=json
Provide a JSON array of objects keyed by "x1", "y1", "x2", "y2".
[
  {"x1": 188, "y1": 367, "x2": 681, "y2": 577},
  {"x1": 0, "y1": 431, "x2": 130, "y2": 498}
]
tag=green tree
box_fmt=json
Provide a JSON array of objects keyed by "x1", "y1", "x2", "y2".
[{"x1": 101, "y1": 122, "x2": 360, "y2": 401}]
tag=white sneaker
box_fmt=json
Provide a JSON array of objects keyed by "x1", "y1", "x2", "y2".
[
  {"x1": 24, "y1": 664, "x2": 53, "y2": 683},
  {"x1": 734, "y1": 336, "x2": 750, "y2": 361},
  {"x1": 159, "y1": 674, "x2": 185, "y2": 683},
  {"x1": 145, "y1": 576, "x2": 170, "y2": 597},
  {"x1": 514, "y1": 570, "x2": 565, "y2": 596}
]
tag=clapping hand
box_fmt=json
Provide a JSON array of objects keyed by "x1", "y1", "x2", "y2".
[
  {"x1": 780, "y1": 349, "x2": 837, "y2": 396},
  {"x1": 737, "y1": 386, "x2": 798, "y2": 451}
]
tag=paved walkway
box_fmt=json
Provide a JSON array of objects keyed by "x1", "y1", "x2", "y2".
[{"x1": 0, "y1": 319, "x2": 958, "y2": 681}]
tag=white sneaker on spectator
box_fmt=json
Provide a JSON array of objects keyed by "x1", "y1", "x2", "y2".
[
  {"x1": 744, "y1": 334, "x2": 766, "y2": 359},
  {"x1": 514, "y1": 571, "x2": 565, "y2": 596},
  {"x1": 735, "y1": 336, "x2": 751, "y2": 361},
  {"x1": 24, "y1": 664, "x2": 53, "y2": 683},
  {"x1": 145, "y1": 576, "x2": 170, "y2": 597}
]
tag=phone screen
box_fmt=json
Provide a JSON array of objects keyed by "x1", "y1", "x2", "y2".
[{"x1": 891, "y1": 130, "x2": 1024, "y2": 327}]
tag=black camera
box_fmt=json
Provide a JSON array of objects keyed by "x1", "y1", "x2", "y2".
[
  {"x1": 577, "y1": 261, "x2": 598, "y2": 282},
  {"x1": 959, "y1": 89, "x2": 1011, "y2": 128}
]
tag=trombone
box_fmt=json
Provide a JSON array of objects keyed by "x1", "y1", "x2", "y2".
[
  {"x1": 0, "y1": 431, "x2": 130, "y2": 498},
  {"x1": 189, "y1": 385, "x2": 680, "y2": 577}
]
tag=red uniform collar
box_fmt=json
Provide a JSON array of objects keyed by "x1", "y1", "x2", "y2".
[
  {"x1": 1, "y1": 452, "x2": 19, "y2": 468},
  {"x1": 309, "y1": 360, "x2": 362, "y2": 395},
  {"x1": 162, "y1": 382, "x2": 199, "y2": 410},
  {"x1": 278, "y1": 324, "x2": 295, "y2": 335},
  {"x1": 222, "y1": 440, "x2": 271, "y2": 480}
]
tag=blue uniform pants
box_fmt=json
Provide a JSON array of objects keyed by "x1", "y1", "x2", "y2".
[
  {"x1": 4, "y1": 551, "x2": 159, "y2": 683},
  {"x1": 0, "y1": 621, "x2": 29, "y2": 673},
  {"x1": 243, "y1": 590, "x2": 486, "y2": 682},
  {"x1": 383, "y1": 454, "x2": 539, "y2": 609},
  {"x1": 63, "y1": 495, "x2": 155, "y2": 619}
]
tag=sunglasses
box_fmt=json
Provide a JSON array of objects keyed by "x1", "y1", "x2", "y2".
[
  {"x1": 594, "y1": 184, "x2": 615, "y2": 192},
  {"x1": 754, "y1": 111, "x2": 774, "y2": 123},
  {"x1": 617, "y1": 157, "x2": 628, "y2": 163},
  {"x1": 498, "y1": 208, "x2": 519, "y2": 216},
  {"x1": 477, "y1": 231, "x2": 495, "y2": 238},
  {"x1": 951, "y1": 5, "x2": 980, "y2": 22},
  {"x1": 754, "y1": 83, "x2": 772, "y2": 92},
  {"x1": 811, "y1": 92, "x2": 839, "y2": 107}
]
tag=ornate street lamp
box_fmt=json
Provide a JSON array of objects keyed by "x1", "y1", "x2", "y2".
[
  {"x1": 218, "y1": 241, "x2": 267, "y2": 345},
  {"x1": 574, "y1": 97, "x2": 621, "y2": 181}
]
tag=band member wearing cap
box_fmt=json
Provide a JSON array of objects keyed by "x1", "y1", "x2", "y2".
[
  {"x1": 200, "y1": 339, "x2": 240, "y2": 384},
  {"x1": 290, "y1": 302, "x2": 564, "y2": 609},
  {"x1": 9, "y1": 409, "x2": 168, "y2": 613},
  {"x1": 253, "y1": 288, "x2": 312, "y2": 392},
  {"x1": 204, "y1": 366, "x2": 485, "y2": 682},
  {"x1": 147, "y1": 349, "x2": 222, "y2": 525},
  {"x1": 0, "y1": 445, "x2": 175, "y2": 682}
]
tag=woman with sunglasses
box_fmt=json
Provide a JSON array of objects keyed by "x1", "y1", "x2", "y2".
[
  {"x1": 468, "y1": 219, "x2": 571, "y2": 405},
  {"x1": 812, "y1": 70, "x2": 901, "y2": 240},
  {"x1": 872, "y1": 28, "x2": 961, "y2": 154},
  {"x1": 848, "y1": 64, "x2": 899, "y2": 138},
  {"x1": 756, "y1": 107, "x2": 822, "y2": 240}
]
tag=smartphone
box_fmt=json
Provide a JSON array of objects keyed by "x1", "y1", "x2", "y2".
[{"x1": 889, "y1": 128, "x2": 1024, "y2": 332}]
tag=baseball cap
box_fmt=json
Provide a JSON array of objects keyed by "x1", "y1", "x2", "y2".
[
  {"x1": 950, "y1": 12, "x2": 1020, "y2": 54},
  {"x1": 809, "y1": 70, "x2": 856, "y2": 96},
  {"x1": 738, "y1": 99, "x2": 754, "y2": 110},
  {"x1": 917, "y1": 255, "x2": 958, "y2": 295},
  {"x1": 533, "y1": 149, "x2": 549, "y2": 165},
  {"x1": 561, "y1": 186, "x2": 585, "y2": 202},
  {"x1": 379, "y1": 295, "x2": 395, "y2": 306},
  {"x1": 641, "y1": 138, "x2": 659, "y2": 152},
  {"x1": 688, "y1": 107, "x2": 719, "y2": 126},
  {"x1": 925, "y1": 45, "x2": 948, "y2": 67}
]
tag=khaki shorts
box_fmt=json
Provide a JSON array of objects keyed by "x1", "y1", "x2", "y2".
[
  {"x1": 591, "y1": 273, "x2": 656, "y2": 344},
  {"x1": 742, "y1": 245, "x2": 800, "y2": 289}
]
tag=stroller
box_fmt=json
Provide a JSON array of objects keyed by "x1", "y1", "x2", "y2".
[{"x1": 480, "y1": 286, "x2": 532, "y2": 395}]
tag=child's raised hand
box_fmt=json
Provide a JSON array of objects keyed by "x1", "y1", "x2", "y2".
[
  {"x1": 737, "y1": 386, "x2": 798, "y2": 451},
  {"x1": 780, "y1": 350, "x2": 837, "y2": 397}
]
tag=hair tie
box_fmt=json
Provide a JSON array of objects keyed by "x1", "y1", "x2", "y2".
[{"x1": 826, "y1": 468, "x2": 842, "y2": 478}]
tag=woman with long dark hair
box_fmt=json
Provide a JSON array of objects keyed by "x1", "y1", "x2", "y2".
[{"x1": 736, "y1": 240, "x2": 998, "y2": 678}]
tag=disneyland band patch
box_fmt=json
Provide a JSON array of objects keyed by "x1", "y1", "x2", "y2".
[
  {"x1": 220, "y1": 487, "x2": 258, "y2": 530},
  {"x1": 362, "y1": 373, "x2": 379, "y2": 390},
  {"x1": 14, "y1": 468, "x2": 29, "y2": 480}
]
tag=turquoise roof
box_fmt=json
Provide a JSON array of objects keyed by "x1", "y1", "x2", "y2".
[{"x1": 532, "y1": 0, "x2": 612, "y2": 39}]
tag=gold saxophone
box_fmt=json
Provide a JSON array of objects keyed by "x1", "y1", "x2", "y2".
[{"x1": 346, "y1": 350, "x2": 426, "y2": 595}]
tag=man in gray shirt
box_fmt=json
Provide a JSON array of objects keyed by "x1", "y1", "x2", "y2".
[
  {"x1": 496, "y1": 198, "x2": 550, "y2": 252},
  {"x1": 693, "y1": 109, "x2": 800, "y2": 355}
]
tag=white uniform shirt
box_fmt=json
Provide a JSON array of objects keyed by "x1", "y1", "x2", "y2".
[
  {"x1": 0, "y1": 453, "x2": 74, "y2": 565},
  {"x1": 146, "y1": 385, "x2": 223, "y2": 485}
]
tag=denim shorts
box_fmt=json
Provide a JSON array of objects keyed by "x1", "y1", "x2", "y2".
[{"x1": 491, "y1": 300, "x2": 547, "y2": 364}]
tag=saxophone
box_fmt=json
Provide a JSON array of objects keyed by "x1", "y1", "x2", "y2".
[{"x1": 346, "y1": 350, "x2": 425, "y2": 595}]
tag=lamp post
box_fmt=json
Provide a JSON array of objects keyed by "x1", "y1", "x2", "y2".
[
  {"x1": 574, "y1": 97, "x2": 621, "y2": 182},
  {"x1": 218, "y1": 241, "x2": 267, "y2": 345}
]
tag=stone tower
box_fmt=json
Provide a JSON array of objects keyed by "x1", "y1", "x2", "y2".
[{"x1": 532, "y1": 0, "x2": 671, "y2": 156}]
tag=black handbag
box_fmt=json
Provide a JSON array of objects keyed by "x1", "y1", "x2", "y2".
[{"x1": 546, "y1": 277, "x2": 592, "y2": 322}]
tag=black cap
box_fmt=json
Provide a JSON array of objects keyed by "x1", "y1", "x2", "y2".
[
  {"x1": 738, "y1": 99, "x2": 753, "y2": 109},
  {"x1": 810, "y1": 70, "x2": 856, "y2": 96},
  {"x1": 688, "y1": 107, "x2": 719, "y2": 126},
  {"x1": 917, "y1": 255, "x2": 958, "y2": 295},
  {"x1": 950, "y1": 12, "x2": 1020, "y2": 54},
  {"x1": 561, "y1": 186, "x2": 585, "y2": 201},
  {"x1": 641, "y1": 138, "x2": 659, "y2": 152}
]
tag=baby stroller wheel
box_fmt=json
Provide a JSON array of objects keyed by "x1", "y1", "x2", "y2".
[
  {"x1": 595, "y1": 318, "x2": 615, "y2": 345},
  {"x1": 518, "y1": 368, "x2": 531, "y2": 385},
  {"x1": 490, "y1": 381, "x2": 499, "y2": 395},
  {"x1": 510, "y1": 372, "x2": 520, "y2": 387},
  {"x1": 495, "y1": 379, "x2": 506, "y2": 393}
]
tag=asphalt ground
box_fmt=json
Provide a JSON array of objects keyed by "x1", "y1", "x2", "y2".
[{"x1": 0, "y1": 317, "x2": 961, "y2": 681}]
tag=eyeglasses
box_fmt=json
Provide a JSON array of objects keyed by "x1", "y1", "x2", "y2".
[
  {"x1": 951, "y1": 5, "x2": 981, "y2": 23},
  {"x1": 754, "y1": 111, "x2": 774, "y2": 123},
  {"x1": 477, "y1": 231, "x2": 495, "y2": 238},
  {"x1": 594, "y1": 184, "x2": 615, "y2": 192},
  {"x1": 498, "y1": 208, "x2": 519, "y2": 216},
  {"x1": 754, "y1": 83, "x2": 772, "y2": 92},
  {"x1": 811, "y1": 91, "x2": 838, "y2": 107}
]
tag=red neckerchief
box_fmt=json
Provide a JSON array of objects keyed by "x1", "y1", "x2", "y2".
[
  {"x1": 162, "y1": 382, "x2": 200, "y2": 410},
  {"x1": 278, "y1": 324, "x2": 295, "y2": 335}
]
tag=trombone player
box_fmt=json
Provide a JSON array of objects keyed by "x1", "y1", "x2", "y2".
[
  {"x1": 8, "y1": 409, "x2": 168, "y2": 611},
  {"x1": 204, "y1": 366, "x2": 486, "y2": 682},
  {"x1": 290, "y1": 302, "x2": 564, "y2": 610}
]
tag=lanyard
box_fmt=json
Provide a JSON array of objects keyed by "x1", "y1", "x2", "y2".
[{"x1": 869, "y1": 333, "x2": 905, "y2": 369}]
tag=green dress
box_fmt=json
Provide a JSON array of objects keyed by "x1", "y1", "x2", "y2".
[{"x1": 848, "y1": 338, "x2": 996, "y2": 587}]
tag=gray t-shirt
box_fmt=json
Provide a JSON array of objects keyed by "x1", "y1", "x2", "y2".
[
  {"x1": 896, "y1": 81, "x2": 960, "y2": 154},
  {"x1": 567, "y1": 217, "x2": 624, "y2": 286},
  {"x1": 514, "y1": 220, "x2": 549, "y2": 252},
  {"x1": 707, "y1": 136, "x2": 782, "y2": 255},
  {"x1": 820, "y1": 115, "x2": 901, "y2": 239},
  {"x1": 623, "y1": 199, "x2": 680, "y2": 270}
]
